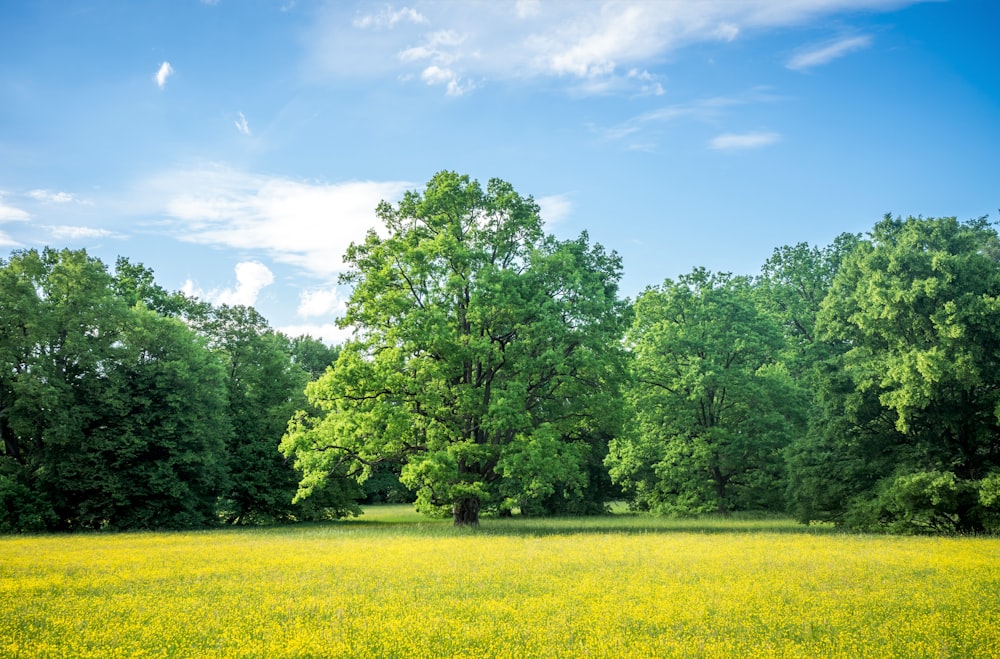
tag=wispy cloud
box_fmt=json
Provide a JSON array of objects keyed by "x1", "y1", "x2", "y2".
[
  {"x1": 275, "y1": 321, "x2": 354, "y2": 346},
  {"x1": 400, "y1": 30, "x2": 476, "y2": 95},
  {"x1": 0, "y1": 195, "x2": 30, "y2": 222},
  {"x1": 419, "y1": 65, "x2": 473, "y2": 96},
  {"x1": 515, "y1": 0, "x2": 541, "y2": 20},
  {"x1": 787, "y1": 35, "x2": 873, "y2": 71},
  {"x1": 537, "y1": 194, "x2": 573, "y2": 226},
  {"x1": 46, "y1": 225, "x2": 117, "y2": 240},
  {"x1": 28, "y1": 189, "x2": 79, "y2": 204},
  {"x1": 709, "y1": 131, "x2": 781, "y2": 150},
  {"x1": 155, "y1": 61, "x2": 174, "y2": 89},
  {"x1": 147, "y1": 164, "x2": 412, "y2": 280},
  {"x1": 598, "y1": 88, "x2": 780, "y2": 146},
  {"x1": 184, "y1": 261, "x2": 275, "y2": 308},
  {"x1": 306, "y1": 1, "x2": 926, "y2": 96},
  {"x1": 234, "y1": 112, "x2": 251, "y2": 135},
  {"x1": 354, "y1": 6, "x2": 427, "y2": 29}
]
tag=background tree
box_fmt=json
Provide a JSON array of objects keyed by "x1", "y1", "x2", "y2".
[
  {"x1": 281, "y1": 171, "x2": 628, "y2": 525},
  {"x1": 112, "y1": 256, "x2": 193, "y2": 317},
  {"x1": 75, "y1": 307, "x2": 231, "y2": 529},
  {"x1": 756, "y1": 235, "x2": 862, "y2": 519},
  {"x1": 290, "y1": 335, "x2": 341, "y2": 381},
  {"x1": 607, "y1": 269, "x2": 806, "y2": 515},
  {"x1": 197, "y1": 305, "x2": 316, "y2": 524},
  {"x1": 0, "y1": 249, "x2": 229, "y2": 530},
  {"x1": 790, "y1": 215, "x2": 1000, "y2": 532},
  {"x1": 756, "y1": 234, "x2": 860, "y2": 380}
]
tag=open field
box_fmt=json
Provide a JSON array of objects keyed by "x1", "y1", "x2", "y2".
[{"x1": 2, "y1": 506, "x2": 998, "y2": 658}]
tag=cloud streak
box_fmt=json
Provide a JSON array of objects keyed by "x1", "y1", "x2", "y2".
[
  {"x1": 354, "y1": 6, "x2": 427, "y2": 29},
  {"x1": 28, "y1": 189, "x2": 79, "y2": 204},
  {"x1": 46, "y1": 225, "x2": 117, "y2": 240},
  {"x1": 234, "y1": 112, "x2": 250, "y2": 135},
  {"x1": 787, "y1": 35, "x2": 873, "y2": 71},
  {"x1": 709, "y1": 131, "x2": 781, "y2": 150},
  {"x1": 0, "y1": 195, "x2": 30, "y2": 222}
]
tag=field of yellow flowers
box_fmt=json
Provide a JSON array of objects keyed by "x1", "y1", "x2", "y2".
[{"x1": 2, "y1": 507, "x2": 998, "y2": 658}]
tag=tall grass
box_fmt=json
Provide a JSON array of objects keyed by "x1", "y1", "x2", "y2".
[{"x1": 2, "y1": 506, "x2": 997, "y2": 657}]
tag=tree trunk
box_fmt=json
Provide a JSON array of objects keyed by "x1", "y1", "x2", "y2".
[
  {"x1": 710, "y1": 466, "x2": 730, "y2": 516},
  {"x1": 453, "y1": 496, "x2": 481, "y2": 527}
]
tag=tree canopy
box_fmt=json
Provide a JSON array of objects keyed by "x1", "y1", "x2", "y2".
[
  {"x1": 788, "y1": 215, "x2": 1000, "y2": 532},
  {"x1": 607, "y1": 269, "x2": 806, "y2": 515},
  {"x1": 280, "y1": 171, "x2": 628, "y2": 525},
  {"x1": 0, "y1": 248, "x2": 345, "y2": 531},
  {"x1": 2, "y1": 186, "x2": 997, "y2": 535}
]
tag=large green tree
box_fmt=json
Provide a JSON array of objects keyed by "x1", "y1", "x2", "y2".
[
  {"x1": 791, "y1": 215, "x2": 1000, "y2": 532},
  {"x1": 0, "y1": 249, "x2": 229, "y2": 530},
  {"x1": 281, "y1": 171, "x2": 628, "y2": 525},
  {"x1": 607, "y1": 269, "x2": 806, "y2": 515}
]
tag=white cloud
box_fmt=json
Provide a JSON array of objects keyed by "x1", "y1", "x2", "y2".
[
  {"x1": 234, "y1": 112, "x2": 250, "y2": 135},
  {"x1": 787, "y1": 35, "x2": 873, "y2": 71},
  {"x1": 307, "y1": 0, "x2": 925, "y2": 96},
  {"x1": 714, "y1": 22, "x2": 740, "y2": 42},
  {"x1": 46, "y1": 225, "x2": 116, "y2": 240},
  {"x1": 709, "y1": 131, "x2": 781, "y2": 150},
  {"x1": 399, "y1": 29, "x2": 468, "y2": 66},
  {"x1": 419, "y1": 65, "x2": 473, "y2": 96},
  {"x1": 0, "y1": 231, "x2": 19, "y2": 247},
  {"x1": 297, "y1": 287, "x2": 347, "y2": 318},
  {"x1": 537, "y1": 194, "x2": 573, "y2": 226},
  {"x1": 155, "y1": 61, "x2": 174, "y2": 89},
  {"x1": 515, "y1": 0, "x2": 542, "y2": 19},
  {"x1": 354, "y1": 6, "x2": 427, "y2": 29},
  {"x1": 276, "y1": 321, "x2": 355, "y2": 346},
  {"x1": 148, "y1": 164, "x2": 412, "y2": 280},
  {"x1": 0, "y1": 195, "x2": 30, "y2": 222},
  {"x1": 28, "y1": 189, "x2": 78, "y2": 204},
  {"x1": 190, "y1": 261, "x2": 275, "y2": 307}
]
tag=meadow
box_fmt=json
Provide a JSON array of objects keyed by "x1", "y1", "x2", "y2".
[{"x1": 1, "y1": 506, "x2": 998, "y2": 658}]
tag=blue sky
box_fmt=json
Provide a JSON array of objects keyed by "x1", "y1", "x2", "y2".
[{"x1": 1, "y1": 0, "x2": 997, "y2": 343}]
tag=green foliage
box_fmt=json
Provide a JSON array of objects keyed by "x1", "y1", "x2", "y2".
[
  {"x1": 607, "y1": 269, "x2": 807, "y2": 515},
  {"x1": 289, "y1": 335, "x2": 340, "y2": 381},
  {"x1": 4, "y1": 205, "x2": 996, "y2": 538},
  {"x1": 281, "y1": 171, "x2": 628, "y2": 525},
  {"x1": 194, "y1": 306, "x2": 357, "y2": 524},
  {"x1": 0, "y1": 249, "x2": 231, "y2": 530},
  {"x1": 790, "y1": 215, "x2": 1000, "y2": 532},
  {"x1": 79, "y1": 308, "x2": 231, "y2": 529}
]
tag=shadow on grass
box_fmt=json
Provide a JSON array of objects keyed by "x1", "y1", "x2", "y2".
[{"x1": 290, "y1": 504, "x2": 850, "y2": 538}]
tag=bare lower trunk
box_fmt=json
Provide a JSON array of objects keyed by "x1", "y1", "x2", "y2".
[{"x1": 453, "y1": 497, "x2": 481, "y2": 527}]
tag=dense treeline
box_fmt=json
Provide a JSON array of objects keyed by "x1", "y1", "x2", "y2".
[
  {"x1": 0, "y1": 249, "x2": 374, "y2": 531},
  {"x1": 3, "y1": 171, "x2": 999, "y2": 532}
]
